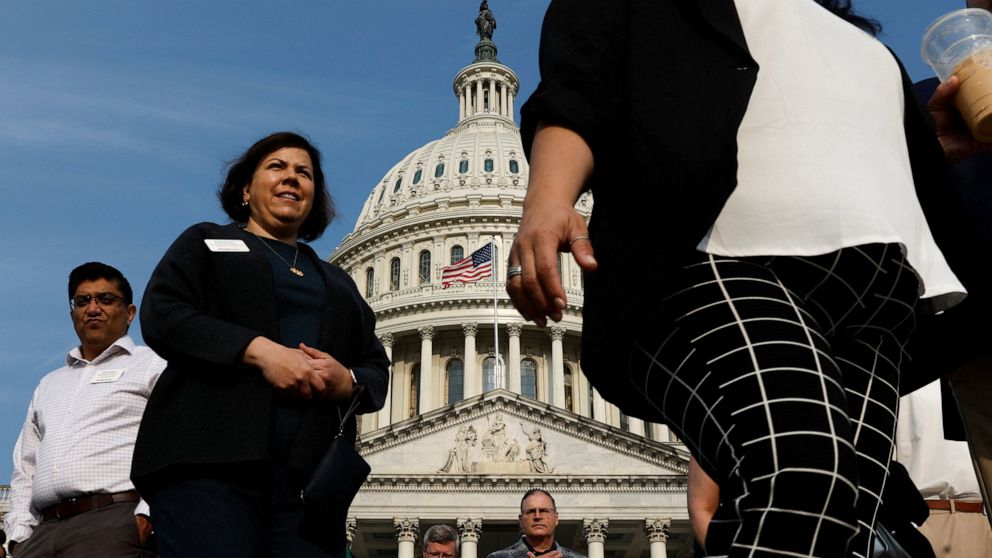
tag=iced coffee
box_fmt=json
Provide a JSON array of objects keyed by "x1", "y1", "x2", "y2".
[{"x1": 951, "y1": 48, "x2": 992, "y2": 142}]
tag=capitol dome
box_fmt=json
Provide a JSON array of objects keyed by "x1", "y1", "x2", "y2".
[{"x1": 327, "y1": 4, "x2": 689, "y2": 556}]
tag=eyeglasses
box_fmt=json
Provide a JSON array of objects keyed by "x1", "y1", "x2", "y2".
[
  {"x1": 522, "y1": 507, "x2": 557, "y2": 517},
  {"x1": 425, "y1": 550, "x2": 456, "y2": 558},
  {"x1": 70, "y1": 292, "x2": 124, "y2": 310}
]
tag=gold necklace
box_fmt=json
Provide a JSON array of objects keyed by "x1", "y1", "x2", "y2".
[{"x1": 251, "y1": 234, "x2": 304, "y2": 277}]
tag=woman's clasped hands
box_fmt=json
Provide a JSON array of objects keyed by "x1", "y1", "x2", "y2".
[{"x1": 244, "y1": 336, "x2": 354, "y2": 400}]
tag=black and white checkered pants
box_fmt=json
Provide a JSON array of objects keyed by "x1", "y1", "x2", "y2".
[{"x1": 630, "y1": 244, "x2": 919, "y2": 557}]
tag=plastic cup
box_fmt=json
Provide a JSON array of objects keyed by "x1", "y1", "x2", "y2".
[{"x1": 922, "y1": 8, "x2": 992, "y2": 142}]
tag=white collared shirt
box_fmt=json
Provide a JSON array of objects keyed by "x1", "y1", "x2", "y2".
[{"x1": 3, "y1": 335, "x2": 165, "y2": 543}]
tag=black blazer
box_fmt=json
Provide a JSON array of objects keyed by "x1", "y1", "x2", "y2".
[
  {"x1": 131, "y1": 222, "x2": 389, "y2": 493},
  {"x1": 521, "y1": 0, "x2": 991, "y2": 415}
]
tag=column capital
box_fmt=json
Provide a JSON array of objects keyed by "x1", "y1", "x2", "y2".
[
  {"x1": 346, "y1": 517, "x2": 357, "y2": 544},
  {"x1": 456, "y1": 517, "x2": 483, "y2": 542},
  {"x1": 506, "y1": 323, "x2": 523, "y2": 337},
  {"x1": 418, "y1": 325, "x2": 435, "y2": 340},
  {"x1": 394, "y1": 517, "x2": 420, "y2": 542},
  {"x1": 547, "y1": 325, "x2": 565, "y2": 342},
  {"x1": 644, "y1": 518, "x2": 671, "y2": 543},
  {"x1": 582, "y1": 518, "x2": 609, "y2": 543},
  {"x1": 462, "y1": 322, "x2": 479, "y2": 337},
  {"x1": 378, "y1": 332, "x2": 395, "y2": 347}
]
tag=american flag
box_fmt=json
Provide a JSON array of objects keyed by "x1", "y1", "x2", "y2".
[{"x1": 441, "y1": 243, "x2": 494, "y2": 288}]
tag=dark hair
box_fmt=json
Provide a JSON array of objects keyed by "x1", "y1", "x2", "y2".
[
  {"x1": 218, "y1": 131, "x2": 336, "y2": 242},
  {"x1": 817, "y1": 0, "x2": 881, "y2": 35},
  {"x1": 423, "y1": 524, "x2": 459, "y2": 551},
  {"x1": 520, "y1": 488, "x2": 557, "y2": 513},
  {"x1": 68, "y1": 262, "x2": 133, "y2": 304}
]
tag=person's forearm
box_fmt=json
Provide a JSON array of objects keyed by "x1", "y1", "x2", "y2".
[{"x1": 524, "y1": 123, "x2": 594, "y2": 211}]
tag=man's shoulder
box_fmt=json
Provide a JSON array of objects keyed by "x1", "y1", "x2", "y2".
[
  {"x1": 486, "y1": 540, "x2": 528, "y2": 558},
  {"x1": 559, "y1": 546, "x2": 588, "y2": 558}
]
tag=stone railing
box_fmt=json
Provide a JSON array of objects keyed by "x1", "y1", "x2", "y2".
[{"x1": 369, "y1": 281, "x2": 584, "y2": 314}]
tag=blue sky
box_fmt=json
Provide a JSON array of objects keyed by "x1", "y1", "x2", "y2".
[{"x1": 0, "y1": 0, "x2": 967, "y2": 483}]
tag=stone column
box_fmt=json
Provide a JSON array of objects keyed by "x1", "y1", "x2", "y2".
[
  {"x1": 476, "y1": 79, "x2": 484, "y2": 115},
  {"x1": 394, "y1": 518, "x2": 420, "y2": 558},
  {"x1": 500, "y1": 81, "x2": 508, "y2": 117},
  {"x1": 507, "y1": 323, "x2": 522, "y2": 393},
  {"x1": 644, "y1": 518, "x2": 671, "y2": 558},
  {"x1": 465, "y1": 85, "x2": 474, "y2": 116},
  {"x1": 459, "y1": 89, "x2": 466, "y2": 120},
  {"x1": 488, "y1": 79, "x2": 496, "y2": 113},
  {"x1": 508, "y1": 89, "x2": 514, "y2": 118},
  {"x1": 457, "y1": 518, "x2": 482, "y2": 558},
  {"x1": 346, "y1": 517, "x2": 357, "y2": 546},
  {"x1": 582, "y1": 518, "x2": 609, "y2": 558},
  {"x1": 377, "y1": 332, "x2": 394, "y2": 427},
  {"x1": 548, "y1": 326, "x2": 566, "y2": 408},
  {"x1": 592, "y1": 387, "x2": 607, "y2": 423},
  {"x1": 652, "y1": 423, "x2": 671, "y2": 443},
  {"x1": 628, "y1": 417, "x2": 646, "y2": 436},
  {"x1": 418, "y1": 326, "x2": 434, "y2": 414},
  {"x1": 463, "y1": 322, "x2": 479, "y2": 398}
]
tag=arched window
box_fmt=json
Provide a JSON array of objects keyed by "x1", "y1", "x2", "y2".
[
  {"x1": 377, "y1": 186, "x2": 386, "y2": 204},
  {"x1": 446, "y1": 359, "x2": 464, "y2": 405},
  {"x1": 365, "y1": 267, "x2": 374, "y2": 298},
  {"x1": 484, "y1": 158, "x2": 494, "y2": 172},
  {"x1": 418, "y1": 250, "x2": 431, "y2": 284},
  {"x1": 413, "y1": 169, "x2": 423, "y2": 185},
  {"x1": 393, "y1": 177, "x2": 402, "y2": 193},
  {"x1": 410, "y1": 364, "x2": 420, "y2": 417},
  {"x1": 620, "y1": 411, "x2": 630, "y2": 432},
  {"x1": 483, "y1": 356, "x2": 500, "y2": 392},
  {"x1": 509, "y1": 159, "x2": 520, "y2": 174},
  {"x1": 434, "y1": 162, "x2": 445, "y2": 178},
  {"x1": 390, "y1": 257, "x2": 401, "y2": 291},
  {"x1": 459, "y1": 160, "x2": 469, "y2": 174},
  {"x1": 564, "y1": 365, "x2": 574, "y2": 412},
  {"x1": 520, "y1": 358, "x2": 537, "y2": 399},
  {"x1": 450, "y1": 245, "x2": 464, "y2": 264}
]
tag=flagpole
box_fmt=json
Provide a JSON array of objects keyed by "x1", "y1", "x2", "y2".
[{"x1": 491, "y1": 237, "x2": 502, "y2": 389}]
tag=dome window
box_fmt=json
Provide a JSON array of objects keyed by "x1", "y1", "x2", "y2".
[
  {"x1": 434, "y1": 163, "x2": 445, "y2": 178},
  {"x1": 446, "y1": 359, "x2": 464, "y2": 404},
  {"x1": 509, "y1": 159, "x2": 519, "y2": 174},
  {"x1": 521, "y1": 358, "x2": 537, "y2": 399},
  {"x1": 393, "y1": 177, "x2": 402, "y2": 193},
  {"x1": 377, "y1": 186, "x2": 386, "y2": 204},
  {"x1": 459, "y1": 160, "x2": 469, "y2": 174},
  {"x1": 418, "y1": 250, "x2": 431, "y2": 284},
  {"x1": 365, "y1": 267, "x2": 374, "y2": 298},
  {"x1": 484, "y1": 158, "x2": 494, "y2": 173},
  {"x1": 450, "y1": 245, "x2": 464, "y2": 264},
  {"x1": 413, "y1": 169, "x2": 423, "y2": 185},
  {"x1": 390, "y1": 257, "x2": 401, "y2": 291}
]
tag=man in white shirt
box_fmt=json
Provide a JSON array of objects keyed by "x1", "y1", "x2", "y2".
[
  {"x1": 3, "y1": 262, "x2": 165, "y2": 557},
  {"x1": 896, "y1": 380, "x2": 992, "y2": 557}
]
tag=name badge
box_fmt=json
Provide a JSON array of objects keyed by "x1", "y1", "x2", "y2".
[
  {"x1": 204, "y1": 239, "x2": 250, "y2": 252},
  {"x1": 91, "y1": 369, "x2": 125, "y2": 384}
]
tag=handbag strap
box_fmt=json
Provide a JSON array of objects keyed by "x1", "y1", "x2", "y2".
[{"x1": 335, "y1": 384, "x2": 365, "y2": 438}]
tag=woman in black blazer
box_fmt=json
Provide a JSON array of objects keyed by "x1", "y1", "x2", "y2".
[
  {"x1": 507, "y1": 1, "x2": 991, "y2": 556},
  {"x1": 132, "y1": 132, "x2": 389, "y2": 558}
]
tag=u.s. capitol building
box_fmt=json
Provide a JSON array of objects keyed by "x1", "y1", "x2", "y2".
[{"x1": 328, "y1": 4, "x2": 692, "y2": 557}]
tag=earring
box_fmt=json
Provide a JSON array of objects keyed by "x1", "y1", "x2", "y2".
[{"x1": 242, "y1": 199, "x2": 249, "y2": 207}]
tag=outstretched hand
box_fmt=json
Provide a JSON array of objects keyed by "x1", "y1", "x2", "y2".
[
  {"x1": 507, "y1": 201, "x2": 597, "y2": 327},
  {"x1": 928, "y1": 76, "x2": 992, "y2": 163}
]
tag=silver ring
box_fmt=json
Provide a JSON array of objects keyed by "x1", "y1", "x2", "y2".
[
  {"x1": 569, "y1": 235, "x2": 590, "y2": 246},
  {"x1": 507, "y1": 265, "x2": 523, "y2": 278}
]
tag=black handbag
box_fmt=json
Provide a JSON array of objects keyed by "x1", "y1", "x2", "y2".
[{"x1": 298, "y1": 387, "x2": 371, "y2": 557}]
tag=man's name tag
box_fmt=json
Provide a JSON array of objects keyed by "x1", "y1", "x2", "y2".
[
  {"x1": 91, "y1": 369, "x2": 125, "y2": 384},
  {"x1": 204, "y1": 239, "x2": 250, "y2": 252}
]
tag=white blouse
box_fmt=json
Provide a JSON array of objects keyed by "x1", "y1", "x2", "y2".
[{"x1": 699, "y1": 0, "x2": 964, "y2": 306}]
